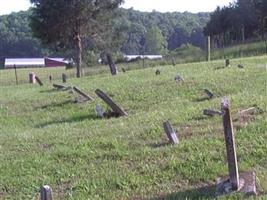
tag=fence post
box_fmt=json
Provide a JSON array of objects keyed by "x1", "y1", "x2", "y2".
[
  {"x1": 206, "y1": 36, "x2": 211, "y2": 61},
  {"x1": 221, "y1": 98, "x2": 239, "y2": 191}
]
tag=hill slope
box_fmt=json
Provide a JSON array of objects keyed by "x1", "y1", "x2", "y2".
[{"x1": 0, "y1": 57, "x2": 266, "y2": 199}]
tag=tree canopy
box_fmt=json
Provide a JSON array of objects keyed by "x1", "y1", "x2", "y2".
[{"x1": 30, "y1": 0, "x2": 123, "y2": 77}]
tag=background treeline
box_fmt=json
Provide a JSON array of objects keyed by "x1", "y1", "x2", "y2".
[
  {"x1": 204, "y1": 0, "x2": 267, "y2": 48},
  {"x1": 0, "y1": 8, "x2": 209, "y2": 62}
]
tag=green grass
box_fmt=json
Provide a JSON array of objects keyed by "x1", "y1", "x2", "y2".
[{"x1": 0, "y1": 56, "x2": 266, "y2": 199}]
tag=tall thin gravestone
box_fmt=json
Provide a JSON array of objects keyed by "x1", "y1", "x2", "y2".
[
  {"x1": 163, "y1": 121, "x2": 179, "y2": 144},
  {"x1": 221, "y1": 98, "x2": 239, "y2": 190},
  {"x1": 14, "y1": 65, "x2": 18, "y2": 85},
  {"x1": 106, "y1": 53, "x2": 118, "y2": 75},
  {"x1": 29, "y1": 72, "x2": 36, "y2": 84},
  {"x1": 62, "y1": 73, "x2": 67, "y2": 83},
  {"x1": 40, "y1": 185, "x2": 53, "y2": 200}
]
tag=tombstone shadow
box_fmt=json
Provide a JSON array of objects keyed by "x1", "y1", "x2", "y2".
[
  {"x1": 36, "y1": 113, "x2": 101, "y2": 128},
  {"x1": 149, "y1": 184, "x2": 217, "y2": 200},
  {"x1": 193, "y1": 96, "x2": 211, "y2": 102},
  {"x1": 38, "y1": 100, "x2": 74, "y2": 110},
  {"x1": 149, "y1": 141, "x2": 170, "y2": 148}
]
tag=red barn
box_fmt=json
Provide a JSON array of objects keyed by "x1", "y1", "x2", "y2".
[{"x1": 44, "y1": 58, "x2": 68, "y2": 67}]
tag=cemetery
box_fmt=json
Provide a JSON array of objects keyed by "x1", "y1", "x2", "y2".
[{"x1": 0, "y1": 55, "x2": 266, "y2": 199}]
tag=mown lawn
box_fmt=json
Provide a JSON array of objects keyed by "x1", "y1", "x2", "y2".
[{"x1": 0, "y1": 56, "x2": 266, "y2": 199}]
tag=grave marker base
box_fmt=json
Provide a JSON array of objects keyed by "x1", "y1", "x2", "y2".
[{"x1": 216, "y1": 171, "x2": 256, "y2": 196}]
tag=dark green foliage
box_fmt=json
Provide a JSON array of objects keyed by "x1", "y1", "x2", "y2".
[
  {"x1": 204, "y1": 0, "x2": 267, "y2": 47},
  {"x1": 30, "y1": 0, "x2": 123, "y2": 77}
]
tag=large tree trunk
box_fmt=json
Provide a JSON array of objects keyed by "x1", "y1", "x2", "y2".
[
  {"x1": 75, "y1": 33, "x2": 82, "y2": 78},
  {"x1": 106, "y1": 53, "x2": 118, "y2": 75}
]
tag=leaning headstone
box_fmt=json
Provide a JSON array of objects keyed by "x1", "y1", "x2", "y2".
[
  {"x1": 174, "y1": 74, "x2": 184, "y2": 82},
  {"x1": 95, "y1": 104, "x2": 104, "y2": 118},
  {"x1": 40, "y1": 185, "x2": 53, "y2": 200},
  {"x1": 29, "y1": 72, "x2": 36, "y2": 84},
  {"x1": 62, "y1": 73, "x2": 67, "y2": 83},
  {"x1": 163, "y1": 121, "x2": 179, "y2": 144},
  {"x1": 73, "y1": 86, "x2": 93, "y2": 101},
  {"x1": 106, "y1": 53, "x2": 118, "y2": 75},
  {"x1": 35, "y1": 76, "x2": 43, "y2": 86},
  {"x1": 216, "y1": 98, "x2": 257, "y2": 196},
  {"x1": 53, "y1": 83, "x2": 71, "y2": 91},
  {"x1": 237, "y1": 64, "x2": 244, "y2": 69},
  {"x1": 226, "y1": 59, "x2": 230, "y2": 67},
  {"x1": 95, "y1": 89, "x2": 128, "y2": 117},
  {"x1": 204, "y1": 89, "x2": 214, "y2": 99}
]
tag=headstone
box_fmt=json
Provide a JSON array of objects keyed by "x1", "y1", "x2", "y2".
[
  {"x1": 216, "y1": 98, "x2": 257, "y2": 196},
  {"x1": 95, "y1": 89, "x2": 128, "y2": 117},
  {"x1": 163, "y1": 121, "x2": 179, "y2": 144},
  {"x1": 155, "y1": 69, "x2": 161, "y2": 75},
  {"x1": 221, "y1": 98, "x2": 239, "y2": 190},
  {"x1": 40, "y1": 185, "x2": 53, "y2": 200},
  {"x1": 52, "y1": 84, "x2": 71, "y2": 91},
  {"x1": 35, "y1": 76, "x2": 43, "y2": 86},
  {"x1": 204, "y1": 89, "x2": 214, "y2": 99},
  {"x1": 73, "y1": 86, "x2": 93, "y2": 101},
  {"x1": 49, "y1": 75, "x2": 52, "y2": 83},
  {"x1": 122, "y1": 68, "x2": 126, "y2": 73},
  {"x1": 29, "y1": 73, "x2": 36, "y2": 84},
  {"x1": 174, "y1": 74, "x2": 184, "y2": 82},
  {"x1": 237, "y1": 64, "x2": 244, "y2": 69},
  {"x1": 95, "y1": 104, "x2": 104, "y2": 118},
  {"x1": 226, "y1": 59, "x2": 230, "y2": 67},
  {"x1": 106, "y1": 53, "x2": 118, "y2": 75},
  {"x1": 62, "y1": 73, "x2": 67, "y2": 83}
]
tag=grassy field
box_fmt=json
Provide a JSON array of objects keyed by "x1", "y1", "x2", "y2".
[{"x1": 0, "y1": 56, "x2": 266, "y2": 199}]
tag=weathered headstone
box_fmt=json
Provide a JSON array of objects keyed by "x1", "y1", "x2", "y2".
[
  {"x1": 122, "y1": 68, "x2": 126, "y2": 73},
  {"x1": 221, "y1": 98, "x2": 239, "y2": 190},
  {"x1": 29, "y1": 72, "x2": 36, "y2": 84},
  {"x1": 35, "y1": 76, "x2": 43, "y2": 86},
  {"x1": 95, "y1": 104, "x2": 104, "y2": 118},
  {"x1": 62, "y1": 73, "x2": 67, "y2": 83},
  {"x1": 53, "y1": 84, "x2": 71, "y2": 91},
  {"x1": 49, "y1": 75, "x2": 52, "y2": 83},
  {"x1": 95, "y1": 89, "x2": 128, "y2": 117},
  {"x1": 155, "y1": 69, "x2": 161, "y2": 75},
  {"x1": 73, "y1": 86, "x2": 93, "y2": 101},
  {"x1": 237, "y1": 64, "x2": 244, "y2": 69},
  {"x1": 40, "y1": 185, "x2": 53, "y2": 200},
  {"x1": 226, "y1": 59, "x2": 230, "y2": 67},
  {"x1": 204, "y1": 89, "x2": 214, "y2": 99},
  {"x1": 174, "y1": 74, "x2": 184, "y2": 82},
  {"x1": 216, "y1": 98, "x2": 257, "y2": 196},
  {"x1": 163, "y1": 121, "x2": 179, "y2": 144},
  {"x1": 106, "y1": 53, "x2": 118, "y2": 75}
]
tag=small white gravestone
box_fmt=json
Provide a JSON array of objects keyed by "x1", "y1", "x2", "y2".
[
  {"x1": 95, "y1": 104, "x2": 104, "y2": 118},
  {"x1": 174, "y1": 74, "x2": 183, "y2": 82}
]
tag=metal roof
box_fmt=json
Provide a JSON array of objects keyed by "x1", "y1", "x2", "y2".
[{"x1": 5, "y1": 58, "x2": 45, "y2": 66}]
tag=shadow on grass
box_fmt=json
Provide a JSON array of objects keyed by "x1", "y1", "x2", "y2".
[
  {"x1": 193, "y1": 97, "x2": 211, "y2": 102},
  {"x1": 36, "y1": 113, "x2": 101, "y2": 128},
  {"x1": 150, "y1": 185, "x2": 217, "y2": 200},
  {"x1": 39, "y1": 89, "x2": 60, "y2": 93},
  {"x1": 149, "y1": 141, "x2": 171, "y2": 148},
  {"x1": 39, "y1": 100, "x2": 74, "y2": 110}
]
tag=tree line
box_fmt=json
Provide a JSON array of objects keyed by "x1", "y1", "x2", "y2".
[
  {"x1": 204, "y1": 0, "x2": 267, "y2": 48},
  {"x1": 0, "y1": 7, "x2": 209, "y2": 65}
]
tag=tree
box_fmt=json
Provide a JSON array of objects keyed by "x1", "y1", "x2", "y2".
[
  {"x1": 30, "y1": 0, "x2": 123, "y2": 77},
  {"x1": 145, "y1": 26, "x2": 167, "y2": 55}
]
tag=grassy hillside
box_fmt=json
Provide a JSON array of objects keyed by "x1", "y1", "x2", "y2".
[{"x1": 0, "y1": 56, "x2": 266, "y2": 199}]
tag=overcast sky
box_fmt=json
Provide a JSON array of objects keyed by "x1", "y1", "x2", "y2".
[{"x1": 0, "y1": 0, "x2": 234, "y2": 15}]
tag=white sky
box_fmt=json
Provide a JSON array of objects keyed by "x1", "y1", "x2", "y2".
[{"x1": 0, "y1": 0, "x2": 234, "y2": 15}]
